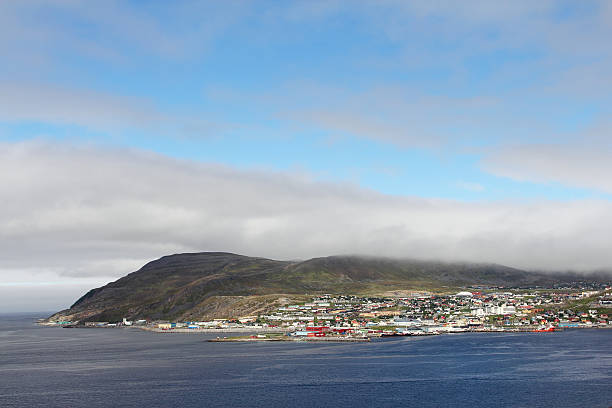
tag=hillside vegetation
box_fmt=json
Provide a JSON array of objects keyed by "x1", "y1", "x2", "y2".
[{"x1": 46, "y1": 252, "x2": 595, "y2": 322}]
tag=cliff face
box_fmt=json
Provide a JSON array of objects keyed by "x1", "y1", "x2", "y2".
[{"x1": 46, "y1": 252, "x2": 588, "y2": 322}]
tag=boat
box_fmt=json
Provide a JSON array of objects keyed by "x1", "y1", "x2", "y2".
[{"x1": 531, "y1": 325, "x2": 556, "y2": 333}]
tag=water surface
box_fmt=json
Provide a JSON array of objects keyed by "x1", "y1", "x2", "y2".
[{"x1": 1, "y1": 314, "x2": 611, "y2": 407}]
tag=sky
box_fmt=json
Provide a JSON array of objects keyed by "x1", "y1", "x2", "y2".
[{"x1": 2, "y1": 0, "x2": 612, "y2": 312}]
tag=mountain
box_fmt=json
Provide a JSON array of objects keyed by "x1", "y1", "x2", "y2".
[{"x1": 46, "y1": 252, "x2": 597, "y2": 323}]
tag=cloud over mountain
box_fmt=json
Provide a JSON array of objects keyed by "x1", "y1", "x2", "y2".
[{"x1": 3, "y1": 141, "x2": 612, "y2": 288}]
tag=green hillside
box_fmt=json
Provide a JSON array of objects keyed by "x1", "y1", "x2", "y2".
[{"x1": 46, "y1": 252, "x2": 596, "y2": 323}]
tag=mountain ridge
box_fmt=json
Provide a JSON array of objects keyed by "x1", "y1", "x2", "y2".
[{"x1": 47, "y1": 252, "x2": 603, "y2": 323}]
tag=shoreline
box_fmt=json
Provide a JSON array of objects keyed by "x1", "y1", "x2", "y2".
[
  {"x1": 208, "y1": 336, "x2": 371, "y2": 342},
  {"x1": 137, "y1": 326, "x2": 285, "y2": 334},
  {"x1": 43, "y1": 323, "x2": 612, "y2": 341}
]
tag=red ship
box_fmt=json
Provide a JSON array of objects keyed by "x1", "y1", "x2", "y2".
[{"x1": 532, "y1": 325, "x2": 556, "y2": 332}]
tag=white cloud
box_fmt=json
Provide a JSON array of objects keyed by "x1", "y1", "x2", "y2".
[
  {"x1": 482, "y1": 144, "x2": 612, "y2": 194},
  {"x1": 0, "y1": 81, "x2": 226, "y2": 137},
  {"x1": 253, "y1": 82, "x2": 519, "y2": 148},
  {"x1": 2, "y1": 140, "x2": 612, "y2": 289},
  {"x1": 0, "y1": 1, "x2": 248, "y2": 65},
  {"x1": 0, "y1": 82, "x2": 159, "y2": 129}
]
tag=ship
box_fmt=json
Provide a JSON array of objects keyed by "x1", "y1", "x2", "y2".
[{"x1": 531, "y1": 325, "x2": 556, "y2": 333}]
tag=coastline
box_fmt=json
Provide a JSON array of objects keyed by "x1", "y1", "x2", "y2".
[{"x1": 208, "y1": 336, "x2": 371, "y2": 342}]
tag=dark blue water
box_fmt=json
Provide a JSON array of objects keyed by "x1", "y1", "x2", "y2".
[{"x1": 1, "y1": 314, "x2": 611, "y2": 408}]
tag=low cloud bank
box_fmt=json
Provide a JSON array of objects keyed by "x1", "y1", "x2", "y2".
[{"x1": 2, "y1": 140, "x2": 612, "y2": 293}]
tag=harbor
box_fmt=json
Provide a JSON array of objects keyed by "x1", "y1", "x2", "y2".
[{"x1": 47, "y1": 286, "x2": 612, "y2": 342}]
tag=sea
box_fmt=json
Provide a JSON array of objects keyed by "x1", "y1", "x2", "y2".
[{"x1": 1, "y1": 313, "x2": 611, "y2": 408}]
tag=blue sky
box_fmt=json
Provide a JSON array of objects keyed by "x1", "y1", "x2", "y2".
[
  {"x1": 2, "y1": 1, "x2": 612, "y2": 310},
  {"x1": 3, "y1": 1, "x2": 611, "y2": 200}
]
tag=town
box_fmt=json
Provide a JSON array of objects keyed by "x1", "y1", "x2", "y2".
[{"x1": 51, "y1": 284, "x2": 612, "y2": 341}]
